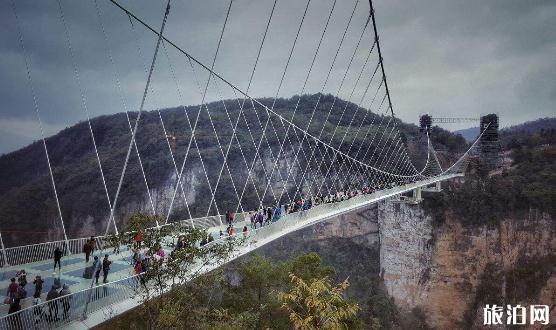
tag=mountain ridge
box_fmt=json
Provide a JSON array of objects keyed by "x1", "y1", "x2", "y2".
[{"x1": 0, "y1": 93, "x2": 467, "y2": 246}]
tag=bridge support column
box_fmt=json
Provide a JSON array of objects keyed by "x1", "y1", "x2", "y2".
[
  {"x1": 412, "y1": 187, "x2": 423, "y2": 203},
  {"x1": 435, "y1": 181, "x2": 441, "y2": 192}
]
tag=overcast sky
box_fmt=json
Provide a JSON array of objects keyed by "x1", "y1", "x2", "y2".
[{"x1": 0, "y1": 0, "x2": 554, "y2": 154}]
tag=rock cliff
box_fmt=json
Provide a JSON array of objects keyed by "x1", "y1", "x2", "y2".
[
  {"x1": 266, "y1": 195, "x2": 556, "y2": 328},
  {"x1": 378, "y1": 198, "x2": 556, "y2": 328}
]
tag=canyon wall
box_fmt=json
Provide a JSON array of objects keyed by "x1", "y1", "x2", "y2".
[{"x1": 378, "y1": 199, "x2": 556, "y2": 328}]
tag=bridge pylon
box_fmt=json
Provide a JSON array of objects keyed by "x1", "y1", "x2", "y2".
[{"x1": 479, "y1": 114, "x2": 500, "y2": 170}]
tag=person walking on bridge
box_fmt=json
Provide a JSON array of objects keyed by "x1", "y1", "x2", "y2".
[
  {"x1": 46, "y1": 285, "x2": 59, "y2": 322},
  {"x1": 134, "y1": 230, "x2": 143, "y2": 248},
  {"x1": 248, "y1": 211, "x2": 254, "y2": 229},
  {"x1": 266, "y1": 207, "x2": 272, "y2": 225},
  {"x1": 6, "y1": 277, "x2": 18, "y2": 301},
  {"x1": 33, "y1": 275, "x2": 44, "y2": 299},
  {"x1": 53, "y1": 247, "x2": 63, "y2": 272},
  {"x1": 16, "y1": 269, "x2": 27, "y2": 288},
  {"x1": 59, "y1": 284, "x2": 71, "y2": 320},
  {"x1": 102, "y1": 254, "x2": 112, "y2": 283},
  {"x1": 83, "y1": 240, "x2": 93, "y2": 263},
  {"x1": 225, "y1": 210, "x2": 234, "y2": 226},
  {"x1": 258, "y1": 209, "x2": 264, "y2": 227},
  {"x1": 92, "y1": 256, "x2": 102, "y2": 285},
  {"x1": 88, "y1": 236, "x2": 96, "y2": 253}
]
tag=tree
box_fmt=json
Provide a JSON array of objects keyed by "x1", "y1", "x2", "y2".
[
  {"x1": 278, "y1": 274, "x2": 360, "y2": 330},
  {"x1": 289, "y1": 252, "x2": 335, "y2": 282},
  {"x1": 365, "y1": 294, "x2": 399, "y2": 329},
  {"x1": 118, "y1": 213, "x2": 243, "y2": 328}
]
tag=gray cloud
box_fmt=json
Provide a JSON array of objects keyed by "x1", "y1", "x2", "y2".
[{"x1": 0, "y1": 0, "x2": 554, "y2": 154}]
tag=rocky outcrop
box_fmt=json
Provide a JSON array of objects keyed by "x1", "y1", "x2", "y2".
[
  {"x1": 378, "y1": 198, "x2": 556, "y2": 328},
  {"x1": 378, "y1": 200, "x2": 434, "y2": 309}
]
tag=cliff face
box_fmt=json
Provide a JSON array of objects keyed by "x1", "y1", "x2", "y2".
[
  {"x1": 252, "y1": 205, "x2": 381, "y2": 299},
  {"x1": 245, "y1": 195, "x2": 556, "y2": 328},
  {"x1": 378, "y1": 201, "x2": 434, "y2": 309},
  {"x1": 378, "y1": 199, "x2": 556, "y2": 328},
  {"x1": 73, "y1": 148, "x2": 307, "y2": 237},
  {"x1": 1, "y1": 93, "x2": 470, "y2": 247}
]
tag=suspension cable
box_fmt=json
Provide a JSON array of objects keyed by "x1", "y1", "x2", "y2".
[
  {"x1": 10, "y1": 0, "x2": 70, "y2": 250},
  {"x1": 106, "y1": 0, "x2": 171, "y2": 235}
]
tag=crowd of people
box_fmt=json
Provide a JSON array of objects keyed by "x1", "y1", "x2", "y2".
[
  {"x1": 4, "y1": 236, "x2": 113, "y2": 319},
  {"x1": 219, "y1": 181, "x2": 407, "y2": 238},
  {"x1": 5, "y1": 266, "x2": 72, "y2": 324},
  {"x1": 3, "y1": 180, "x2": 411, "y2": 325}
]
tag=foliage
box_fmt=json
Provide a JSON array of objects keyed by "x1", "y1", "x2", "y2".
[
  {"x1": 364, "y1": 294, "x2": 399, "y2": 330},
  {"x1": 221, "y1": 252, "x2": 340, "y2": 329},
  {"x1": 288, "y1": 252, "x2": 336, "y2": 282},
  {"x1": 126, "y1": 213, "x2": 162, "y2": 232},
  {"x1": 462, "y1": 253, "x2": 556, "y2": 327},
  {"x1": 501, "y1": 118, "x2": 556, "y2": 149},
  {"x1": 447, "y1": 142, "x2": 556, "y2": 226},
  {"x1": 429, "y1": 127, "x2": 467, "y2": 154},
  {"x1": 278, "y1": 274, "x2": 360, "y2": 330},
  {"x1": 462, "y1": 263, "x2": 503, "y2": 328},
  {"x1": 421, "y1": 191, "x2": 448, "y2": 227},
  {"x1": 101, "y1": 252, "x2": 373, "y2": 329},
  {"x1": 0, "y1": 93, "x2": 468, "y2": 246},
  {"x1": 402, "y1": 307, "x2": 430, "y2": 330},
  {"x1": 505, "y1": 254, "x2": 556, "y2": 303},
  {"x1": 118, "y1": 212, "x2": 242, "y2": 328}
]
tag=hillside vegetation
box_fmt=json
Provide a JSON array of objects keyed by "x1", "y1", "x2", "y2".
[
  {"x1": 424, "y1": 118, "x2": 556, "y2": 226},
  {"x1": 0, "y1": 94, "x2": 466, "y2": 246}
]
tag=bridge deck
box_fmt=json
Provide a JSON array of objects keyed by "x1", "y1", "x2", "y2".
[{"x1": 0, "y1": 174, "x2": 462, "y2": 329}]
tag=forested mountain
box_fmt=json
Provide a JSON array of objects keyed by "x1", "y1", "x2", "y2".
[
  {"x1": 454, "y1": 127, "x2": 480, "y2": 142},
  {"x1": 101, "y1": 120, "x2": 556, "y2": 329},
  {"x1": 0, "y1": 94, "x2": 466, "y2": 246},
  {"x1": 500, "y1": 117, "x2": 556, "y2": 148},
  {"x1": 454, "y1": 117, "x2": 556, "y2": 143}
]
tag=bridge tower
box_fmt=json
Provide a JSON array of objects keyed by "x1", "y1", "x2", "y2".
[
  {"x1": 419, "y1": 114, "x2": 432, "y2": 132},
  {"x1": 479, "y1": 114, "x2": 500, "y2": 169},
  {"x1": 418, "y1": 113, "x2": 500, "y2": 170}
]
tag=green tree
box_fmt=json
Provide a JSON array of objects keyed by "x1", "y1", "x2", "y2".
[
  {"x1": 278, "y1": 273, "x2": 360, "y2": 330},
  {"x1": 120, "y1": 213, "x2": 242, "y2": 328},
  {"x1": 365, "y1": 294, "x2": 399, "y2": 329},
  {"x1": 288, "y1": 252, "x2": 335, "y2": 282}
]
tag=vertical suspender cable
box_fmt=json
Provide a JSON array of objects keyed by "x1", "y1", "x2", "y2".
[
  {"x1": 160, "y1": 0, "x2": 234, "y2": 225},
  {"x1": 10, "y1": 0, "x2": 70, "y2": 253},
  {"x1": 106, "y1": 0, "x2": 171, "y2": 235}
]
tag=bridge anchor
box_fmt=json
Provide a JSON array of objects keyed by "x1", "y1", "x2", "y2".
[
  {"x1": 391, "y1": 187, "x2": 424, "y2": 205},
  {"x1": 422, "y1": 181, "x2": 442, "y2": 193}
]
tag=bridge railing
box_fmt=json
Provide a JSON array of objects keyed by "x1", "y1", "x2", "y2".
[
  {"x1": 0, "y1": 197, "x2": 354, "y2": 328},
  {"x1": 0, "y1": 172, "x2": 460, "y2": 269},
  {"x1": 0, "y1": 221, "x2": 266, "y2": 328},
  {"x1": 1, "y1": 273, "x2": 141, "y2": 329},
  {"x1": 0, "y1": 213, "x2": 253, "y2": 268},
  {"x1": 0, "y1": 176, "x2": 462, "y2": 328},
  {"x1": 1, "y1": 237, "x2": 91, "y2": 268}
]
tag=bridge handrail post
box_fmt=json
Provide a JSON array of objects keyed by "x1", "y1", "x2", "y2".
[
  {"x1": 0, "y1": 231, "x2": 8, "y2": 267},
  {"x1": 80, "y1": 272, "x2": 97, "y2": 321}
]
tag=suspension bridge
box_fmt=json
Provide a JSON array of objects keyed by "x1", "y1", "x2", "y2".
[{"x1": 1, "y1": 0, "x2": 491, "y2": 328}]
